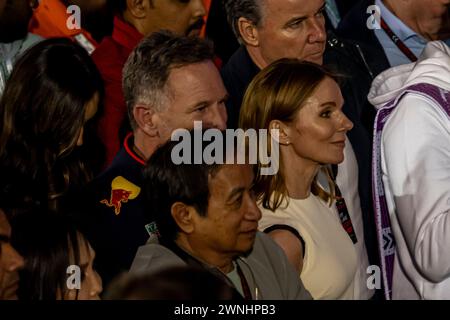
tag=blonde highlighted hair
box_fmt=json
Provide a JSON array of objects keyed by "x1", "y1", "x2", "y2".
[{"x1": 239, "y1": 58, "x2": 339, "y2": 211}]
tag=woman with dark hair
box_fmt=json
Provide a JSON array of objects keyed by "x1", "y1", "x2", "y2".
[
  {"x1": 239, "y1": 59, "x2": 360, "y2": 299},
  {"x1": 0, "y1": 38, "x2": 103, "y2": 300},
  {"x1": 0, "y1": 37, "x2": 103, "y2": 218},
  {"x1": 12, "y1": 213, "x2": 102, "y2": 300}
]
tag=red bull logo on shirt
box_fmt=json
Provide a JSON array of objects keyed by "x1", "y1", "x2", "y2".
[{"x1": 100, "y1": 176, "x2": 141, "y2": 215}]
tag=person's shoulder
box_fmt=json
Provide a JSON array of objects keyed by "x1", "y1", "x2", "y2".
[
  {"x1": 221, "y1": 46, "x2": 259, "y2": 105},
  {"x1": 94, "y1": 147, "x2": 141, "y2": 182},
  {"x1": 23, "y1": 33, "x2": 43, "y2": 48},
  {"x1": 249, "y1": 232, "x2": 287, "y2": 262},
  {"x1": 337, "y1": 0, "x2": 373, "y2": 39},
  {"x1": 385, "y1": 88, "x2": 450, "y2": 133},
  {"x1": 221, "y1": 46, "x2": 250, "y2": 78},
  {"x1": 130, "y1": 243, "x2": 185, "y2": 275},
  {"x1": 87, "y1": 147, "x2": 144, "y2": 215},
  {"x1": 325, "y1": 32, "x2": 368, "y2": 66},
  {"x1": 253, "y1": 231, "x2": 275, "y2": 247},
  {"x1": 247, "y1": 232, "x2": 313, "y2": 300},
  {"x1": 89, "y1": 158, "x2": 122, "y2": 190},
  {"x1": 88, "y1": 149, "x2": 126, "y2": 190},
  {"x1": 258, "y1": 202, "x2": 297, "y2": 233},
  {"x1": 325, "y1": 32, "x2": 381, "y2": 96},
  {"x1": 93, "y1": 35, "x2": 119, "y2": 56}
]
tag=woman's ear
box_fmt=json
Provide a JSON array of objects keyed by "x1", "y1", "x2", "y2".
[
  {"x1": 238, "y1": 17, "x2": 260, "y2": 47},
  {"x1": 171, "y1": 202, "x2": 195, "y2": 234},
  {"x1": 269, "y1": 120, "x2": 291, "y2": 146}
]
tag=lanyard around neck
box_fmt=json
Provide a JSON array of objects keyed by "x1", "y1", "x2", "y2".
[
  {"x1": 235, "y1": 263, "x2": 253, "y2": 300},
  {"x1": 380, "y1": 17, "x2": 418, "y2": 63},
  {"x1": 331, "y1": 165, "x2": 358, "y2": 244}
]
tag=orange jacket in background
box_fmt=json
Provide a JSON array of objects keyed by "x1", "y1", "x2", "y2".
[{"x1": 29, "y1": 0, "x2": 98, "y2": 54}]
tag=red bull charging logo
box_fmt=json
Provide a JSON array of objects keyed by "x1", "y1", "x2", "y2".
[{"x1": 100, "y1": 176, "x2": 141, "y2": 215}]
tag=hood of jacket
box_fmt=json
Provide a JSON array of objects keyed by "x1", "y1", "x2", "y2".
[{"x1": 368, "y1": 41, "x2": 450, "y2": 110}]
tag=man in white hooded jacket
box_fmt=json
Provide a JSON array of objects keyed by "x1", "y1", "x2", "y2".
[{"x1": 369, "y1": 41, "x2": 450, "y2": 300}]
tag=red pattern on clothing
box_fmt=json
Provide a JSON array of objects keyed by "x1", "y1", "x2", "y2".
[{"x1": 92, "y1": 17, "x2": 143, "y2": 167}]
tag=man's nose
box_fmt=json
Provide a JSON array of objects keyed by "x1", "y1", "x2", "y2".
[
  {"x1": 207, "y1": 104, "x2": 228, "y2": 130},
  {"x1": 308, "y1": 18, "x2": 326, "y2": 43}
]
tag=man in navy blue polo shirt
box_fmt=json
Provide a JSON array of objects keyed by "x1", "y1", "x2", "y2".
[{"x1": 83, "y1": 31, "x2": 227, "y2": 288}]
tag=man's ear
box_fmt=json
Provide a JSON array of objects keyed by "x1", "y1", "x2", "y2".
[
  {"x1": 171, "y1": 202, "x2": 195, "y2": 234},
  {"x1": 238, "y1": 17, "x2": 260, "y2": 47},
  {"x1": 133, "y1": 104, "x2": 159, "y2": 137},
  {"x1": 126, "y1": 0, "x2": 150, "y2": 19},
  {"x1": 269, "y1": 120, "x2": 291, "y2": 146}
]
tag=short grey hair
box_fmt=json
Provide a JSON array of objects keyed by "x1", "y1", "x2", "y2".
[
  {"x1": 223, "y1": 0, "x2": 265, "y2": 42},
  {"x1": 122, "y1": 30, "x2": 215, "y2": 129}
]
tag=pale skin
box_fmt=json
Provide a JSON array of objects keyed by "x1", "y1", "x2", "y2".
[
  {"x1": 133, "y1": 60, "x2": 228, "y2": 160},
  {"x1": 383, "y1": 0, "x2": 450, "y2": 41},
  {"x1": 267, "y1": 78, "x2": 353, "y2": 273},
  {"x1": 239, "y1": 0, "x2": 327, "y2": 69}
]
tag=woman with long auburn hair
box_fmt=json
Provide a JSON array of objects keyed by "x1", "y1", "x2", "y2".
[{"x1": 239, "y1": 59, "x2": 361, "y2": 299}]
